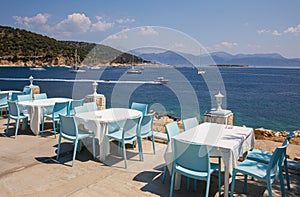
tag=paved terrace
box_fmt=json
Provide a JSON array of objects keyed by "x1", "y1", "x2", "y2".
[{"x1": 0, "y1": 117, "x2": 299, "y2": 197}]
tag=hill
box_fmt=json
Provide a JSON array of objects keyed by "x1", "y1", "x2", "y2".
[
  {"x1": 138, "y1": 50, "x2": 300, "y2": 67},
  {"x1": 0, "y1": 26, "x2": 147, "y2": 66}
]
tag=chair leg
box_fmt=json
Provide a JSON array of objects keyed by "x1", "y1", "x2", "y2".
[
  {"x1": 103, "y1": 136, "x2": 107, "y2": 160},
  {"x1": 230, "y1": 170, "x2": 237, "y2": 197},
  {"x1": 15, "y1": 119, "x2": 20, "y2": 138},
  {"x1": 123, "y1": 141, "x2": 127, "y2": 168},
  {"x1": 205, "y1": 176, "x2": 210, "y2": 197},
  {"x1": 186, "y1": 177, "x2": 190, "y2": 191},
  {"x1": 53, "y1": 120, "x2": 56, "y2": 138},
  {"x1": 56, "y1": 135, "x2": 62, "y2": 160},
  {"x1": 41, "y1": 116, "x2": 45, "y2": 136},
  {"x1": 193, "y1": 179, "x2": 197, "y2": 192},
  {"x1": 243, "y1": 175, "x2": 248, "y2": 193},
  {"x1": 6, "y1": 117, "x2": 10, "y2": 135},
  {"x1": 279, "y1": 170, "x2": 286, "y2": 197},
  {"x1": 284, "y1": 158, "x2": 290, "y2": 190},
  {"x1": 266, "y1": 179, "x2": 273, "y2": 197},
  {"x1": 92, "y1": 137, "x2": 96, "y2": 160},
  {"x1": 72, "y1": 139, "x2": 78, "y2": 167},
  {"x1": 137, "y1": 137, "x2": 143, "y2": 161},
  {"x1": 152, "y1": 134, "x2": 156, "y2": 154},
  {"x1": 218, "y1": 157, "x2": 221, "y2": 195},
  {"x1": 162, "y1": 165, "x2": 167, "y2": 183},
  {"x1": 169, "y1": 168, "x2": 176, "y2": 197}
]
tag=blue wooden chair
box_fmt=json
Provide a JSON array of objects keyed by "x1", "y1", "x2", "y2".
[
  {"x1": 6, "y1": 101, "x2": 28, "y2": 138},
  {"x1": 0, "y1": 92, "x2": 9, "y2": 116},
  {"x1": 230, "y1": 143, "x2": 288, "y2": 197},
  {"x1": 245, "y1": 131, "x2": 294, "y2": 190},
  {"x1": 42, "y1": 101, "x2": 69, "y2": 138},
  {"x1": 57, "y1": 114, "x2": 96, "y2": 167},
  {"x1": 11, "y1": 92, "x2": 25, "y2": 101},
  {"x1": 83, "y1": 102, "x2": 98, "y2": 112},
  {"x1": 170, "y1": 139, "x2": 221, "y2": 197},
  {"x1": 182, "y1": 117, "x2": 199, "y2": 131},
  {"x1": 33, "y1": 93, "x2": 47, "y2": 100},
  {"x1": 162, "y1": 121, "x2": 181, "y2": 183},
  {"x1": 17, "y1": 94, "x2": 32, "y2": 102},
  {"x1": 138, "y1": 112, "x2": 155, "y2": 160},
  {"x1": 104, "y1": 117, "x2": 142, "y2": 168},
  {"x1": 131, "y1": 102, "x2": 148, "y2": 116},
  {"x1": 22, "y1": 87, "x2": 32, "y2": 95},
  {"x1": 69, "y1": 99, "x2": 84, "y2": 115}
]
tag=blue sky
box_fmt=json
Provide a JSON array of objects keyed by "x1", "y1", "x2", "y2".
[{"x1": 1, "y1": 0, "x2": 300, "y2": 58}]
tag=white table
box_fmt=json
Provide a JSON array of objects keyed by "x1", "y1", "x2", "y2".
[
  {"x1": 75, "y1": 108, "x2": 143, "y2": 161},
  {"x1": 18, "y1": 98, "x2": 72, "y2": 135},
  {"x1": 165, "y1": 122, "x2": 255, "y2": 197},
  {"x1": 0, "y1": 90, "x2": 21, "y2": 100}
]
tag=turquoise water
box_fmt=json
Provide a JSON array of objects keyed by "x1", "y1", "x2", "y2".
[{"x1": 0, "y1": 66, "x2": 299, "y2": 131}]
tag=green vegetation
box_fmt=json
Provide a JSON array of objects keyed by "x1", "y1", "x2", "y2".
[{"x1": 0, "y1": 25, "x2": 147, "y2": 66}]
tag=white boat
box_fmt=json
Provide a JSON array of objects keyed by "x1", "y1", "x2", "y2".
[
  {"x1": 127, "y1": 66, "x2": 142, "y2": 74},
  {"x1": 69, "y1": 49, "x2": 86, "y2": 73},
  {"x1": 29, "y1": 66, "x2": 45, "y2": 71},
  {"x1": 197, "y1": 69, "x2": 206, "y2": 74},
  {"x1": 155, "y1": 77, "x2": 168, "y2": 84}
]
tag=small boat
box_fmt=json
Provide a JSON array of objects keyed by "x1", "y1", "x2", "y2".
[
  {"x1": 127, "y1": 66, "x2": 142, "y2": 74},
  {"x1": 197, "y1": 69, "x2": 206, "y2": 74},
  {"x1": 69, "y1": 49, "x2": 86, "y2": 73},
  {"x1": 155, "y1": 77, "x2": 168, "y2": 84}
]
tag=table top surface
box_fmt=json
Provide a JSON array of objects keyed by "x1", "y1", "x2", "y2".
[{"x1": 18, "y1": 98, "x2": 72, "y2": 107}]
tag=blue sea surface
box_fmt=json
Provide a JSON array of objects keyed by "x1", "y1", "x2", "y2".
[{"x1": 0, "y1": 66, "x2": 299, "y2": 131}]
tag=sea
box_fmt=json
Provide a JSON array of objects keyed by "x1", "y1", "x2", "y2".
[{"x1": 0, "y1": 66, "x2": 299, "y2": 132}]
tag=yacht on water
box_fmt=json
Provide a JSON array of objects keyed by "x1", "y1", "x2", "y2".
[
  {"x1": 197, "y1": 69, "x2": 206, "y2": 74},
  {"x1": 69, "y1": 49, "x2": 86, "y2": 73},
  {"x1": 29, "y1": 50, "x2": 46, "y2": 71},
  {"x1": 127, "y1": 66, "x2": 142, "y2": 74},
  {"x1": 155, "y1": 77, "x2": 169, "y2": 84}
]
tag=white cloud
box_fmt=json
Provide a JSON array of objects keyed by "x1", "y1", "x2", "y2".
[
  {"x1": 107, "y1": 33, "x2": 128, "y2": 40},
  {"x1": 284, "y1": 24, "x2": 300, "y2": 34},
  {"x1": 257, "y1": 29, "x2": 270, "y2": 34},
  {"x1": 13, "y1": 13, "x2": 50, "y2": 28},
  {"x1": 272, "y1": 30, "x2": 281, "y2": 36},
  {"x1": 116, "y1": 18, "x2": 135, "y2": 24},
  {"x1": 55, "y1": 13, "x2": 91, "y2": 35},
  {"x1": 91, "y1": 17, "x2": 114, "y2": 32},
  {"x1": 221, "y1": 41, "x2": 238, "y2": 48},
  {"x1": 139, "y1": 27, "x2": 159, "y2": 35}
]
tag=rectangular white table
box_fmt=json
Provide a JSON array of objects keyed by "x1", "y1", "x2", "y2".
[
  {"x1": 165, "y1": 122, "x2": 255, "y2": 197},
  {"x1": 18, "y1": 98, "x2": 72, "y2": 135},
  {"x1": 75, "y1": 108, "x2": 142, "y2": 161}
]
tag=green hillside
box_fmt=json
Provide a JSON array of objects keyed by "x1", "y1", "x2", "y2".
[{"x1": 0, "y1": 26, "x2": 147, "y2": 66}]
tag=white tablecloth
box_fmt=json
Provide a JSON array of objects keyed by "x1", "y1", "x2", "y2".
[
  {"x1": 0, "y1": 90, "x2": 21, "y2": 100},
  {"x1": 18, "y1": 98, "x2": 72, "y2": 135},
  {"x1": 75, "y1": 108, "x2": 142, "y2": 161},
  {"x1": 165, "y1": 122, "x2": 255, "y2": 197}
]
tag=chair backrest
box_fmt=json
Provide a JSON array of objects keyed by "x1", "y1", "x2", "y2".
[
  {"x1": 70, "y1": 99, "x2": 84, "y2": 111},
  {"x1": 131, "y1": 102, "x2": 148, "y2": 116},
  {"x1": 52, "y1": 101, "x2": 69, "y2": 118},
  {"x1": 122, "y1": 117, "x2": 141, "y2": 139},
  {"x1": 140, "y1": 112, "x2": 155, "y2": 136},
  {"x1": 282, "y1": 131, "x2": 295, "y2": 146},
  {"x1": 59, "y1": 114, "x2": 77, "y2": 137},
  {"x1": 34, "y1": 93, "x2": 47, "y2": 100},
  {"x1": 83, "y1": 102, "x2": 98, "y2": 112},
  {"x1": 173, "y1": 139, "x2": 210, "y2": 173},
  {"x1": 11, "y1": 92, "x2": 25, "y2": 101},
  {"x1": 182, "y1": 117, "x2": 199, "y2": 131},
  {"x1": 23, "y1": 87, "x2": 32, "y2": 95},
  {"x1": 74, "y1": 105, "x2": 88, "y2": 114},
  {"x1": 8, "y1": 101, "x2": 20, "y2": 116},
  {"x1": 0, "y1": 93, "x2": 8, "y2": 106},
  {"x1": 165, "y1": 121, "x2": 180, "y2": 142},
  {"x1": 17, "y1": 94, "x2": 32, "y2": 102},
  {"x1": 267, "y1": 143, "x2": 288, "y2": 183}
]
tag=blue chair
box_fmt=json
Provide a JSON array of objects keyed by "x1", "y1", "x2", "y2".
[
  {"x1": 34, "y1": 93, "x2": 47, "y2": 100},
  {"x1": 246, "y1": 131, "x2": 294, "y2": 190},
  {"x1": 182, "y1": 117, "x2": 199, "y2": 131},
  {"x1": 131, "y1": 102, "x2": 148, "y2": 116},
  {"x1": 104, "y1": 117, "x2": 142, "y2": 168},
  {"x1": 138, "y1": 112, "x2": 156, "y2": 160},
  {"x1": 0, "y1": 92, "x2": 9, "y2": 116},
  {"x1": 6, "y1": 101, "x2": 28, "y2": 138},
  {"x1": 83, "y1": 102, "x2": 98, "y2": 112},
  {"x1": 42, "y1": 101, "x2": 69, "y2": 138},
  {"x1": 230, "y1": 143, "x2": 288, "y2": 197},
  {"x1": 23, "y1": 87, "x2": 32, "y2": 95},
  {"x1": 69, "y1": 99, "x2": 84, "y2": 115},
  {"x1": 11, "y1": 92, "x2": 25, "y2": 101},
  {"x1": 17, "y1": 94, "x2": 32, "y2": 102},
  {"x1": 57, "y1": 115, "x2": 96, "y2": 167},
  {"x1": 162, "y1": 121, "x2": 181, "y2": 183},
  {"x1": 170, "y1": 139, "x2": 221, "y2": 197}
]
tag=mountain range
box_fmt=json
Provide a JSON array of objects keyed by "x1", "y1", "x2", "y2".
[{"x1": 138, "y1": 51, "x2": 300, "y2": 67}]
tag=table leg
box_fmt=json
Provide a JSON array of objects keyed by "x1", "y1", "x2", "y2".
[{"x1": 224, "y1": 165, "x2": 229, "y2": 197}]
